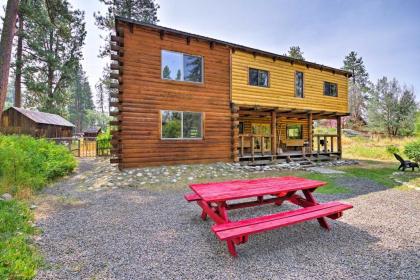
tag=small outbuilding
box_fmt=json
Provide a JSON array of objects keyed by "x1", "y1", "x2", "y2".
[
  {"x1": 0, "y1": 107, "x2": 75, "y2": 138},
  {"x1": 83, "y1": 127, "x2": 102, "y2": 138}
]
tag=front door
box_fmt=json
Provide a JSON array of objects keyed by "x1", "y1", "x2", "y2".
[{"x1": 251, "y1": 123, "x2": 271, "y2": 152}]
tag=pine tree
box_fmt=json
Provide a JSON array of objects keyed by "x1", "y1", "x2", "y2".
[
  {"x1": 175, "y1": 69, "x2": 181, "y2": 80},
  {"x1": 22, "y1": 0, "x2": 86, "y2": 115},
  {"x1": 286, "y1": 46, "x2": 304, "y2": 60},
  {"x1": 367, "y1": 77, "x2": 418, "y2": 136},
  {"x1": 163, "y1": 66, "x2": 171, "y2": 79},
  {"x1": 0, "y1": 0, "x2": 19, "y2": 113},
  {"x1": 342, "y1": 51, "x2": 370, "y2": 127}
]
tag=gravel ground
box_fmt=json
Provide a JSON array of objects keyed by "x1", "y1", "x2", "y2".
[{"x1": 34, "y1": 159, "x2": 420, "y2": 280}]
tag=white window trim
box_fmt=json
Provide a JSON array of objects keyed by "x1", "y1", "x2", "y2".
[
  {"x1": 161, "y1": 50, "x2": 204, "y2": 84},
  {"x1": 161, "y1": 110, "x2": 203, "y2": 140}
]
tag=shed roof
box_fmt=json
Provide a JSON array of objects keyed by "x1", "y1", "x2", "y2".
[
  {"x1": 115, "y1": 16, "x2": 352, "y2": 78},
  {"x1": 10, "y1": 107, "x2": 75, "y2": 127},
  {"x1": 84, "y1": 127, "x2": 102, "y2": 134}
]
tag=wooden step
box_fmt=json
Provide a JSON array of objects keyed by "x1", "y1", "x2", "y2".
[{"x1": 212, "y1": 201, "x2": 353, "y2": 240}]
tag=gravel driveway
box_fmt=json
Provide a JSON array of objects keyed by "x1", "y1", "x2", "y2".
[{"x1": 34, "y1": 159, "x2": 420, "y2": 280}]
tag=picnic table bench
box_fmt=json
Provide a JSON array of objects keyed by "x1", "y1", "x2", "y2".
[{"x1": 185, "y1": 176, "x2": 352, "y2": 256}]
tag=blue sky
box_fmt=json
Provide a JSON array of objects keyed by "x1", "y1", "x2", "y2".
[{"x1": 3, "y1": 0, "x2": 420, "y2": 101}]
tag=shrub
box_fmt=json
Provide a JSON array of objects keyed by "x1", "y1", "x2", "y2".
[
  {"x1": 0, "y1": 135, "x2": 77, "y2": 195},
  {"x1": 404, "y1": 140, "x2": 420, "y2": 163},
  {"x1": 385, "y1": 145, "x2": 399, "y2": 155},
  {"x1": 96, "y1": 129, "x2": 112, "y2": 155},
  {"x1": 0, "y1": 200, "x2": 42, "y2": 279}
]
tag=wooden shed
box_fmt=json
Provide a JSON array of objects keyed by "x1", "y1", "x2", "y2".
[
  {"x1": 0, "y1": 107, "x2": 75, "y2": 138},
  {"x1": 83, "y1": 127, "x2": 102, "y2": 138}
]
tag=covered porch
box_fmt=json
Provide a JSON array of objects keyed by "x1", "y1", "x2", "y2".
[{"x1": 231, "y1": 105, "x2": 348, "y2": 162}]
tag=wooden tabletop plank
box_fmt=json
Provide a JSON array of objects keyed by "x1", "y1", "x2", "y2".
[{"x1": 190, "y1": 176, "x2": 326, "y2": 202}]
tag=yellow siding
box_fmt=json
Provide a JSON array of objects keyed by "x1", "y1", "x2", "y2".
[{"x1": 231, "y1": 51, "x2": 349, "y2": 113}]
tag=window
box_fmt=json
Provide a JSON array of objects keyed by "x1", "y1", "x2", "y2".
[
  {"x1": 239, "y1": 122, "x2": 244, "y2": 134},
  {"x1": 324, "y1": 81, "x2": 338, "y2": 97},
  {"x1": 295, "y1": 71, "x2": 304, "y2": 98},
  {"x1": 161, "y1": 50, "x2": 203, "y2": 83},
  {"x1": 249, "y1": 68, "x2": 269, "y2": 87},
  {"x1": 161, "y1": 111, "x2": 202, "y2": 139},
  {"x1": 287, "y1": 124, "x2": 303, "y2": 139}
]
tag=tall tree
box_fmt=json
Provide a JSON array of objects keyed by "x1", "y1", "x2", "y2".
[
  {"x1": 285, "y1": 46, "x2": 305, "y2": 60},
  {"x1": 367, "y1": 77, "x2": 418, "y2": 136},
  {"x1": 0, "y1": 0, "x2": 19, "y2": 113},
  {"x1": 94, "y1": 0, "x2": 159, "y2": 116},
  {"x1": 68, "y1": 64, "x2": 94, "y2": 132},
  {"x1": 342, "y1": 51, "x2": 370, "y2": 127},
  {"x1": 22, "y1": 0, "x2": 86, "y2": 115}
]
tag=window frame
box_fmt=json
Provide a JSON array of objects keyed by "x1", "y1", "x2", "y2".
[
  {"x1": 160, "y1": 110, "x2": 204, "y2": 140},
  {"x1": 286, "y1": 124, "x2": 303, "y2": 140},
  {"x1": 161, "y1": 50, "x2": 204, "y2": 84},
  {"x1": 323, "y1": 81, "x2": 338, "y2": 97},
  {"x1": 248, "y1": 67, "x2": 270, "y2": 88},
  {"x1": 295, "y1": 71, "x2": 304, "y2": 98}
]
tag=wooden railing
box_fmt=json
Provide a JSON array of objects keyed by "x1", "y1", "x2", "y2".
[
  {"x1": 238, "y1": 134, "x2": 271, "y2": 158},
  {"x1": 313, "y1": 134, "x2": 340, "y2": 154}
]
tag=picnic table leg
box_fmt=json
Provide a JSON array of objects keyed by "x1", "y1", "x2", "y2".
[
  {"x1": 302, "y1": 189, "x2": 331, "y2": 230},
  {"x1": 227, "y1": 240, "x2": 237, "y2": 257}
]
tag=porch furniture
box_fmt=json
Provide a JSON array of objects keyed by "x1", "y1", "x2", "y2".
[
  {"x1": 394, "y1": 153, "x2": 419, "y2": 171},
  {"x1": 185, "y1": 176, "x2": 353, "y2": 257}
]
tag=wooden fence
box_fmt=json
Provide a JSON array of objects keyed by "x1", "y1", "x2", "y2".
[{"x1": 48, "y1": 137, "x2": 111, "y2": 157}]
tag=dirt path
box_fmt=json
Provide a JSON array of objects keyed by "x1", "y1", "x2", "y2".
[{"x1": 34, "y1": 158, "x2": 420, "y2": 280}]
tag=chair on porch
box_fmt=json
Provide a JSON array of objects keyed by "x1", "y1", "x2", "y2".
[{"x1": 393, "y1": 153, "x2": 419, "y2": 171}]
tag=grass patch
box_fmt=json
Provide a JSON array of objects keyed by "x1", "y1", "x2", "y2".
[
  {"x1": 293, "y1": 172, "x2": 350, "y2": 194},
  {"x1": 0, "y1": 200, "x2": 42, "y2": 279},
  {"x1": 341, "y1": 166, "x2": 398, "y2": 187}
]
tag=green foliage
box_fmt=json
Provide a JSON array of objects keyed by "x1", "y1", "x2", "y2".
[
  {"x1": 0, "y1": 200, "x2": 42, "y2": 279},
  {"x1": 97, "y1": 129, "x2": 112, "y2": 151},
  {"x1": 404, "y1": 140, "x2": 420, "y2": 163},
  {"x1": 385, "y1": 145, "x2": 399, "y2": 155},
  {"x1": 285, "y1": 46, "x2": 304, "y2": 60},
  {"x1": 367, "y1": 77, "x2": 417, "y2": 136},
  {"x1": 85, "y1": 109, "x2": 111, "y2": 131},
  {"x1": 416, "y1": 112, "x2": 420, "y2": 137},
  {"x1": 0, "y1": 135, "x2": 77, "y2": 195}
]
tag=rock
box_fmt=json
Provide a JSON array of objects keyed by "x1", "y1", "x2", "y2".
[
  {"x1": 1, "y1": 193, "x2": 12, "y2": 201},
  {"x1": 30, "y1": 204, "x2": 37, "y2": 210},
  {"x1": 171, "y1": 179, "x2": 177, "y2": 183},
  {"x1": 188, "y1": 177, "x2": 194, "y2": 181},
  {"x1": 136, "y1": 173, "x2": 143, "y2": 177}
]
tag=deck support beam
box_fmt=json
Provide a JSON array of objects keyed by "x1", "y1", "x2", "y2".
[
  {"x1": 308, "y1": 112, "x2": 313, "y2": 153},
  {"x1": 271, "y1": 110, "x2": 277, "y2": 156},
  {"x1": 337, "y1": 116, "x2": 342, "y2": 158},
  {"x1": 232, "y1": 104, "x2": 239, "y2": 162}
]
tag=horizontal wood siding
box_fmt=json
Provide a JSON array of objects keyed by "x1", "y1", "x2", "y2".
[
  {"x1": 232, "y1": 51, "x2": 349, "y2": 113},
  {"x1": 117, "y1": 23, "x2": 232, "y2": 168}
]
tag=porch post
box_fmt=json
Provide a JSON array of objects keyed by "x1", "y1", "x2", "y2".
[
  {"x1": 232, "y1": 104, "x2": 239, "y2": 162},
  {"x1": 308, "y1": 112, "x2": 313, "y2": 153},
  {"x1": 271, "y1": 110, "x2": 277, "y2": 156},
  {"x1": 337, "y1": 116, "x2": 342, "y2": 158}
]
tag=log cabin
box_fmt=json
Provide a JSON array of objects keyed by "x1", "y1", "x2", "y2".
[
  {"x1": 1, "y1": 107, "x2": 75, "y2": 138},
  {"x1": 110, "y1": 16, "x2": 351, "y2": 169}
]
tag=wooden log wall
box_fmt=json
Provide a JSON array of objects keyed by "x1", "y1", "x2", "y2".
[{"x1": 112, "y1": 22, "x2": 232, "y2": 168}]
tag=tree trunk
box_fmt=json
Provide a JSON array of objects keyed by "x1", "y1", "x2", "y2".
[
  {"x1": 14, "y1": 11, "x2": 23, "y2": 107},
  {"x1": 46, "y1": 31, "x2": 54, "y2": 110},
  {"x1": 0, "y1": 0, "x2": 19, "y2": 114}
]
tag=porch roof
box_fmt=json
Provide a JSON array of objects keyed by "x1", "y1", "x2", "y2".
[{"x1": 236, "y1": 105, "x2": 349, "y2": 120}]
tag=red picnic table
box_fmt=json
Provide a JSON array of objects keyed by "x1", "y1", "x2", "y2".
[{"x1": 185, "y1": 176, "x2": 352, "y2": 256}]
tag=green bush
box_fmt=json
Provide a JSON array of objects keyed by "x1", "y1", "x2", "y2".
[
  {"x1": 0, "y1": 135, "x2": 77, "y2": 195},
  {"x1": 404, "y1": 140, "x2": 420, "y2": 163},
  {"x1": 0, "y1": 200, "x2": 42, "y2": 279},
  {"x1": 385, "y1": 145, "x2": 399, "y2": 155}
]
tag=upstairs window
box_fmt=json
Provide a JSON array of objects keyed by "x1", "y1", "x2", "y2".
[
  {"x1": 295, "y1": 71, "x2": 304, "y2": 98},
  {"x1": 161, "y1": 50, "x2": 203, "y2": 83},
  {"x1": 161, "y1": 111, "x2": 203, "y2": 139},
  {"x1": 249, "y1": 68, "x2": 269, "y2": 87},
  {"x1": 324, "y1": 81, "x2": 338, "y2": 97},
  {"x1": 287, "y1": 124, "x2": 303, "y2": 139}
]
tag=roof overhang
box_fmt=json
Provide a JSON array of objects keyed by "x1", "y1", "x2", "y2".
[
  {"x1": 114, "y1": 16, "x2": 352, "y2": 78},
  {"x1": 237, "y1": 105, "x2": 349, "y2": 119}
]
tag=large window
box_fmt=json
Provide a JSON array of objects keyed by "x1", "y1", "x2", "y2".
[
  {"x1": 287, "y1": 124, "x2": 303, "y2": 139},
  {"x1": 161, "y1": 111, "x2": 203, "y2": 139},
  {"x1": 324, "y1": 81, "x2": 338, "y2": 97},
  {"x1": 295, "y1": 71, "x2": 304, "y2": 98},
  {"x1": 249, "y1": 68, "x2": 269, "y2": 87},
  {"x1": 161, "y1": 50, "x2": 203, "y2": 83}
]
